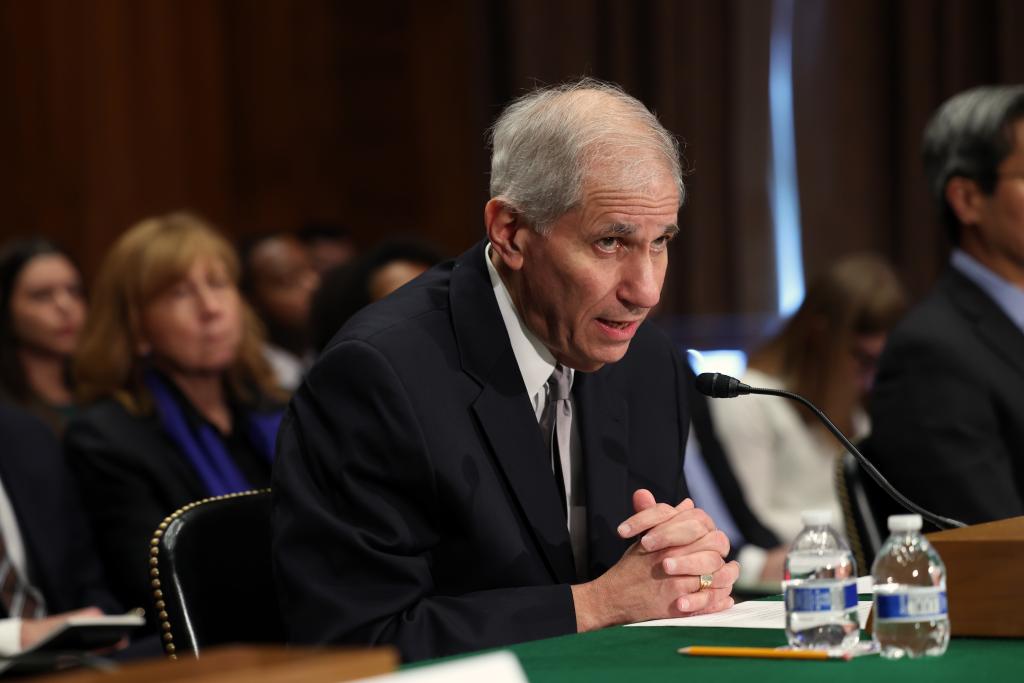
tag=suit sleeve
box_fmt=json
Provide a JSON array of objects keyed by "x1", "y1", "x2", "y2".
[
  {"x1": 3, "y1": 410, "x2": 122, "y2": 617},
  {"x1": 272, "y1": 339, "x2": 575, "y2": 662},
  {"x1": 868, "y1": 337, "x2": 1024, "y2": 525},
  {"x1": 48, "y1": 445, "x2": 123, "y2": 615}
]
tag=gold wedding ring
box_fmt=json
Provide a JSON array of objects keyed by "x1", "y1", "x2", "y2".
[{"x1": 698, "y1": 574, "x2": 714, "y2": 591}]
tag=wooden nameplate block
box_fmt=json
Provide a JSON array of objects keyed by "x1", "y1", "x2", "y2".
[{"x1": 927, "y1": 516, "x2": 1024, "y2": 637}]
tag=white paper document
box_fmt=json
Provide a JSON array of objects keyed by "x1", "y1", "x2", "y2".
[{"x1": 626, "y1": 599, "x2": 873, "y2": 630}]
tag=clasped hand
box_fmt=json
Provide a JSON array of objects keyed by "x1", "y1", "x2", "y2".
[{"x1": 572, "y1": 489, "x2": 738, "y2": 631}]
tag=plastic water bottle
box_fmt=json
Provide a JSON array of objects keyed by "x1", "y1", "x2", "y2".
[
  {"x1": 871, "y1": 514, "x2": 949, "y2": 659},
  {"x1": 783, "y1": 510, "x2": 859, "y2": 650}
]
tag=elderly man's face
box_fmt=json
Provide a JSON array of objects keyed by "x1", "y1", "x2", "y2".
[{"x1": 511, "y1": 172, "x2": 679, "y2": 372}]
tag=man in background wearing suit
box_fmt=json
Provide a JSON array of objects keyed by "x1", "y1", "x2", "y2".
[
  {"x1": 273, "y1": 79, "x2": 739, "y2": 662},
  {"x1": 0, "y1": 403, "x2": 121, "y2": 654},
  {"x1": 868, "y1": 85, "x2": 1024, "y2": 525}
]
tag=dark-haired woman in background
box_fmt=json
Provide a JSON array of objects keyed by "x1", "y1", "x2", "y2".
[
  {"x1": 0, "y1": 239, "x2": 86, "y2": 433},
  {"x1": 65, "y1": 212, "x2": 285, "y2": 622}
]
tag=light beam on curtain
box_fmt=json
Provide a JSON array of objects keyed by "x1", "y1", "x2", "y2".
[{"x1": 768, "y1": 0, "x2": 805, "y2": 316}]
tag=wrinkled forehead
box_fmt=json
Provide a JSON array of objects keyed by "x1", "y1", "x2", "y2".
[{"x1": 581, "y1": 155, "x2": 681, "y2": 205}]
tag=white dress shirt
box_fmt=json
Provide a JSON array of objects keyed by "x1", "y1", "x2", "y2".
[
  {"x1": 951, "y1": 248, "x2": 1024, "y2": 335},
  {"x1": 262, "y1": 343, "x2": 314, "y2": 393},
  {"x1": 485, "y1": 244, "x2": 588, "y2": 577},
  {"x1": 0, "y1": 476, "x2": 30, "y2": 654}
]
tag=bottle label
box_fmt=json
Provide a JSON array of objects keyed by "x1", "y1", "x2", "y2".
[
  {"x1": 874, "y1": 586, "x2": 948, "y2": 623},
  {"x1": 785, "y1": 580, "x2": 857, "y2": 613}
]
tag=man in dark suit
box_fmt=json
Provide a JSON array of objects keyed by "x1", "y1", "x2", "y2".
[
  {"x1": 0, "y1": 402, "x2": 121, "y2": 654},
  {"x1": 273, "y1": 79, "x2": 739, "y2": 662},
  {"x1": 868, "y1": 85, "x2": 1024, "y2": 525}
]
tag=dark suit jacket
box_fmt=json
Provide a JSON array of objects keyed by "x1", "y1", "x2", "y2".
[
  {"x1": 686, "y1": 369, "x2": 780, "y2": 551},
  {"x1": 867, "y1": 268, "x2": 1024, "y2": 525},
  {"x1": 0, "y1": 404, "x2": 120, "y2": 616},
  {"x1": 65, "y1": 398, "x2": 273, "y2": 624},
  {"x1": 273, "y1": 241, "x2": 691, "y2": 662}
]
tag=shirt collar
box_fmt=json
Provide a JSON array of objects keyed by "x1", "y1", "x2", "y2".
[
  {"x1": 484, "y1": 243, "x2": 565, "y2": 399},
  {"x1": 950, "y1": 248, "x2": 1024, "y2": 334}
]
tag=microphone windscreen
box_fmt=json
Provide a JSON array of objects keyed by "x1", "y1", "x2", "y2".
[{"x1": 695, "y1": 372, "x2": 740, "y2": 398}]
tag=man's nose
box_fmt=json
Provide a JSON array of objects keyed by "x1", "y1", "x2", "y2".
[{"x1": 620, "y1": 255, "x2": 662, "y2": 310}]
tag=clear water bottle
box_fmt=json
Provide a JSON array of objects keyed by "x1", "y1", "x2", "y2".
[
  {"x1": 783, "y1": 510, "x2": 859, "y2": 650},
  {"x1": 871, "y1": 514, "x2": 949, "y2": 659}
]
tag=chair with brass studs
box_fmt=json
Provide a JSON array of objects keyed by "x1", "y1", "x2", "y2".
[{"x1": 149, "y1": 488, "x2": 285, "y2": 658}]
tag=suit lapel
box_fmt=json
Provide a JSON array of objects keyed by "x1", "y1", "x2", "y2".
[
  {"x1": 574, "y1": 370, "x2": 631, "y2": 578},
  {"x1": 0, "y1": 446, "x2": 47, "y2": 585},
  {"x1": 472, "y1": 357, "x2": 577, "y2": 583},
  {"x1": 452, "y1": 242, "x2": 576, "y2": 584},
  {"x1": 945, "y1": 269, "x2": 1024, "y2": 380}
]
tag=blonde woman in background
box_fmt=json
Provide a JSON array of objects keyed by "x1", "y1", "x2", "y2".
[
  {"x1": 709, "y1": 254, "x2": 908, "y2": 546},
  {"x1": 65, "y1": 212, "x2": 285, "y2": 624}
]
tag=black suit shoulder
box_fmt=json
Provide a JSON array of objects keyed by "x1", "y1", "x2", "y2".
[
  {"x1": 65, "y1": 399, "x2": 208, "y2": 623},
  {"x1": 327, "y1": 261, "x2": 455, "y2": 349},
  {"x1": 0, "y1": 403, "x2": 120, "y2": 614},
  {"x1": 881, "y1": 276, "x2": 979, "y2": 373},
  {"x1": 65, "y1": 399, "x2": 168, "y2": 458},
  {"x1": 869, "y1": 269, "x2": 1024, "y2": 524}
]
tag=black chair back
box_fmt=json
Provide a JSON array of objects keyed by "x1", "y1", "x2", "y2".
[{"x1": 149, "y1": 489, "x2": 285, "y2": 658}]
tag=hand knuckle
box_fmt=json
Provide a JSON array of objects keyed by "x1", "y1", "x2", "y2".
[{"x1": 656, "y1": 502, "x2": 676, "y2": 516}]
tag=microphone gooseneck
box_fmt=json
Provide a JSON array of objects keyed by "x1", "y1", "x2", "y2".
[{"x1": 694, "y1": 372, "x2": 966, "y2": 530}]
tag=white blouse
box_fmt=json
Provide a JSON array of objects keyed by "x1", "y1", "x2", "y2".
[{"x1": 708, "y1": 368, "x2": 866, "y2": 544}]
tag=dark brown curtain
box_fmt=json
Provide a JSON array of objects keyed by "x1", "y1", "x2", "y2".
[
  {"x1": 792, "y1": 0, "x2": 1024, "y2": 299},
  {"x1": 1, "y1": 0, "x2": 1021, "y2": 338}
]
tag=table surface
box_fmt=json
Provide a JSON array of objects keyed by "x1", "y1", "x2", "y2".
[
  {"x1": 32, "y1": 645, "x2": 397, "y2": 683},
  {"x1": 496, "y1": 625, "x2": 1021, "y2": 682}
]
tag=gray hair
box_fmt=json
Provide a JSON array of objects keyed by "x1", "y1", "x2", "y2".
[
  {"x1": 922, "y1": 84, "x2": 1024, "y2": 244},
  {"x1": 488, "y1": 78, "x2": 684, "y2": 233}
]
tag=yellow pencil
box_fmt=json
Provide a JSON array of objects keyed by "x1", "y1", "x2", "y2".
[{"x1": 678, "y1": 646, "x2": 851, "y2": 661}]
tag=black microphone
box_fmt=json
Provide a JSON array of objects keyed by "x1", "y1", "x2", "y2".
[{"x1": 695, "y1": 372, "x2": 966, "y2": 530}]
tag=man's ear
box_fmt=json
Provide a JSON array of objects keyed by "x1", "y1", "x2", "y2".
[
  {"x1": 945, "y1": 176, "x2": 986, "y2": 227},
  {"x1": 484, "y1": 198, "x2": 527, "y2": 271}
]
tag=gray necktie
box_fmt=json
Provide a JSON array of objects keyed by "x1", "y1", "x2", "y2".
[
  {"x1": 540, "y1": 363, "x2": 572, "y2": 518},
  {"x1": 0, "y1": 529, "x2": 46, "y2": 619}
]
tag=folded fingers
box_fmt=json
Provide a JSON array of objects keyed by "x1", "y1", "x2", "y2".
[
  {"x1": 667, "y1": 560, "x2": 740, "y2": 613},
  {"x1": 661, "y1": 550, "x2": 725, "y2": 577},
  {"x1": 643, "y1": 523, "x2": 729, "y2": 555}
]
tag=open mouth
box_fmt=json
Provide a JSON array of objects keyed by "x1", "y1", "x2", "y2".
[{"x1": 596, "y1": 318, "x2": 641, "y2": 340}]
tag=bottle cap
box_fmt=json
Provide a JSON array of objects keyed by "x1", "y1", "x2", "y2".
[
  {"x1": 800, "y1": 510, "x2": 831, "y2": 527},
  {"x1": 887, "y1": 514, "x2": 922, "y2": 532}
]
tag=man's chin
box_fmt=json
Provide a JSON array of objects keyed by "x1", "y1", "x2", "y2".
[{"x1": 561, "y1": 346, "x2": 631, "y2": 373}]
